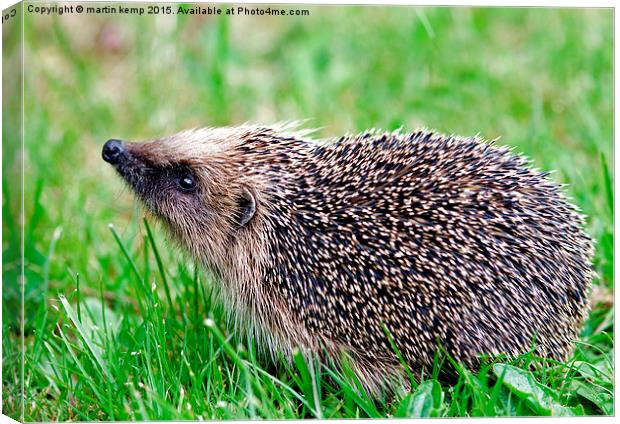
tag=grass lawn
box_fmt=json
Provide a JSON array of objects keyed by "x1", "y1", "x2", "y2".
[{"x1": 2, "y1": 5, "x2": 613, "y2": 420}]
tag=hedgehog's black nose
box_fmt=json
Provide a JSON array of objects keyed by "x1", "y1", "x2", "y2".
[{"x1": 102, "y1": 139, "x2": 124, "y2": 164}]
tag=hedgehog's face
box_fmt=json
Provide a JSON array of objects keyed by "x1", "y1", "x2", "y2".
[{"x1": 101, "y1": 129, "x2": 261, "y2": 261}]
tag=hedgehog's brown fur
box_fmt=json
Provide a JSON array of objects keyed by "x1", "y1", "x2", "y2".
[{"x1": 103, "y1": 123, "x2": 593, "y2": 393}]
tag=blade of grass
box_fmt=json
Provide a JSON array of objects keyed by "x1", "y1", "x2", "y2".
[
  {"x1": 108, "y1": 223, "x2": 144, "y2": 283},
  {"x1": 143, "y1": 218, "x2": 174, "y2": 310},
  {"x1": 600, "y1": 152, "x2": 613, "y2": 217},
  {"x1": 58, "y1": 294, "x2": 111, "y2": 381},
  {"x1": 108, "y1": 223, "x2": 148, "y2": 316}
]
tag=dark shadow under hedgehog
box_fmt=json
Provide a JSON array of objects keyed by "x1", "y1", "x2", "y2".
[{"x1": 102, "y1": 123, "x2": 593, "y2": 393}]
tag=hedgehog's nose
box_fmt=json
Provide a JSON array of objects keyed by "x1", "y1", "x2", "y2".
[{"x1": 102, "y1": 139, "x2": 125, "y2": 164}]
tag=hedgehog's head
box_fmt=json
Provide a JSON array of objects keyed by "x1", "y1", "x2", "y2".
[{"x1": 101, "y1": 126, "x2": 293, "y2": 272}]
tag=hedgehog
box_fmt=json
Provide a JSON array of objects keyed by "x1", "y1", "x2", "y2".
[{"x1": 101, "y1": 123, "x2": 593, "y2": 392}]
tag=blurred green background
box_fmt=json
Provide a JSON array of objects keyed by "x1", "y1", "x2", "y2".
[{"x1": 2, "y1": 3, "x2": 613, "y2": 420}]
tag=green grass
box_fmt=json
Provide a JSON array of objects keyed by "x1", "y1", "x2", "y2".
[{"x1": 2, "y1": 5, "x2": 613, "y2": 420}]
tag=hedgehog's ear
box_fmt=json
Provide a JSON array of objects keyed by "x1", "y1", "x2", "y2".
[{"x1": 236, "y1": 188, "x2": 256, "y2": 228}]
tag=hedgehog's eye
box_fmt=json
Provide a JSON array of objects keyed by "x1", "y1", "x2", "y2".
[{"x1": 177, "y1": 173, "x2": 196, "y2": 192}]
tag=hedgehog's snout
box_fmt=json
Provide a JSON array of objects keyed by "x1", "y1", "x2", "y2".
[
  {"x1": 102, "y1": 139, "x2": 143, "y2": 188},
  {"x1": 102, "y1": 139, "x2": 126, "y2": 165}
]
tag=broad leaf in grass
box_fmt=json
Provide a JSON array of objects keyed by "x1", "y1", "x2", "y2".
[
  {"x1": 571, "y1": 380, "x2": 614, "y2": 415},
  {"x1": 395, "y1": 380, "x2": 444, "y2": 417},
  {"x1": 552, "y1": 404, "x2": 586, "y2": 416},
  {"x1": 82, "y1": 296, "x2": 121, "y2": 340},
  {"x1": 493, "y1": 364, "x2": 581, "y2": 416},
  {"x1": 572, "y1": 360, "x2": 614, "y2": 383}
]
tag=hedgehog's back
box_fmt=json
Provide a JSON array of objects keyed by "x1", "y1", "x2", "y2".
[{"x1": 263, "y1": 130, "x2": 593, "y2": 387}]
